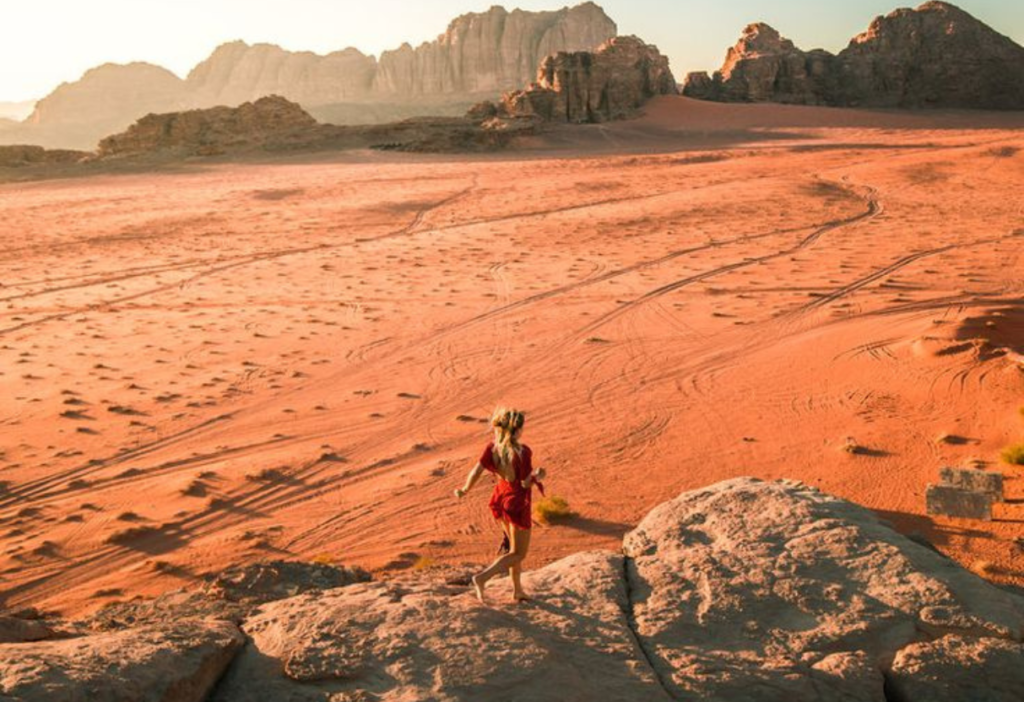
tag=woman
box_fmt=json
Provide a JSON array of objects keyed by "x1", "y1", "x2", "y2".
[{"x1": 455, "y1": 407, "x2": 545, "y2": 603}]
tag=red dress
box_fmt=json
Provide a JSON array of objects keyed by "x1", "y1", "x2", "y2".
[{"x1": 479, "y1": 442, "x2": 541, "y2": 530}]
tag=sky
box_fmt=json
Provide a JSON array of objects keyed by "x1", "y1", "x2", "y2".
[{"x1": 1, "y1": 0, "x2": 1022, "y2": 103}]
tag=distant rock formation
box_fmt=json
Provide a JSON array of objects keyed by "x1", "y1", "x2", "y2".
[
  {"x1": 92, "y1": 96, "x2": 536, "y2": 161},
  {"x1": 97, "y1": 96, "x2": 319, "y2": 158},
  {"x1": 0, "y1": 144, "x2": 89, "y2": 168},
  {"x1": 501, "y1": 35, "x2": 677, "y2": 123},
  {"x1": 7, "y1": 2, "x2": 617, "y2": 150},
  {"x1": 25, "y1": 63, "x2": 188, "y2": 144},
  {"x1": 4, "y1": 478, "x2": 1022, "y2": 701},
  {"x1": 186, "y1": 42, "x2": 379, "y2": 107},
  {"x1": 684, "y1": 1, "x2": 1024, "y2": 110},
  {"x1": 372, "y1": 3, "x2": 617, "y2": 96}
]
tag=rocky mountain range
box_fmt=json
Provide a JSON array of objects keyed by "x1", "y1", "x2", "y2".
[
  {"x1": 2, "y1": 478, "x2": 1022, "y2": 701},
  {"x1": 1, "y1": 2, "x2": 617, "y2": 150},
  {"x1": 683, "y1": 1, "x2": 1024, "y2": 109}
]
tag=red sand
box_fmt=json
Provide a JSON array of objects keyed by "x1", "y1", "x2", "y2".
[{"x1": 2, "y1": 96, "x2": 1023, "y2": 615}]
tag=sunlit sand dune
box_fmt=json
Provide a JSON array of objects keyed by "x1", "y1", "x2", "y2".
[{"x1": 1, "y1": 96, "x2": 1023, "y2": 615}]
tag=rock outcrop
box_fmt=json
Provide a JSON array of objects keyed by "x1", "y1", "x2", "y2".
[
  {"x1": 0, "y1": 144, "x2": 89, "y2": 168},
  {"x1": 501, "y1": 35, "x2": 677, "y2": 123},
  {"x1": 8, "y1": 3, "x2": 617, "y2": 150},
  {"x1": 93, "y1": 96, "x2": 536, "y2": 160},
  {"x1": 97, "y1": 96, "x2": 321, "y2": 157},
  {"x1": 372, "y1": 2, "x2": 617, "y2": 96},
  {"x1": 684, "y1": 1, "x2": 1024, "y2": 109},
  {"x1": 4, "y1": 478, "x2": 1021, "y2": 700},
  {"x1": 0, "y1": 620, "x2": 244, "y2": 702}
]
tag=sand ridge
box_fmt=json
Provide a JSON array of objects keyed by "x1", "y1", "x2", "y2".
[{"x1": 1, "y1": 97, "x2": 1023, "y2": 615}]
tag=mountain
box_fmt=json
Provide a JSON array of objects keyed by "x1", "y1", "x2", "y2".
[
  {"x1": 683, "y1": 1, "x2": 1024, "y2": 110},
  {"x1": 4, "y1": 2, "x2": 617, "y2": 150}
]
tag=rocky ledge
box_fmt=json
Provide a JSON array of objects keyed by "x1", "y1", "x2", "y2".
[{"x1": 2, "y1": 478, "x2": 1022, "y2": 701}]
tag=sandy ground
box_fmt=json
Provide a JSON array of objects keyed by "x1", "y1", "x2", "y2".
[{"x1": 1, "y1": 96, "x2": 1023, "y2": 616}]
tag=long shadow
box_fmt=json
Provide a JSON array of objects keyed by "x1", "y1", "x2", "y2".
[{"x1": 564, "y1": 516, "x2": 634, "y2": 539}]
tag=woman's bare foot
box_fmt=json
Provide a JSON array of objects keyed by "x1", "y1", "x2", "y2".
[
  {"x1": 471, "y1": 574, "x2": 487, "y2": 604},
  {"x1": 512, "y1": 591, "x2": 531, "y2": 603}
]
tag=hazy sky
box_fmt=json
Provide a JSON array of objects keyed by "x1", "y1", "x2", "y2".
[{"x1": 2, "y1": 0, "x2": 1022, "y2": 102}]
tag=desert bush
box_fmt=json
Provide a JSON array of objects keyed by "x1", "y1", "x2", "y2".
[
  {"x1": 1001, "y1": 443, "x2": 1024, "y2": 466},
  {"x1": 534, "y1": 496, "x2": 573, "y2": 525}
]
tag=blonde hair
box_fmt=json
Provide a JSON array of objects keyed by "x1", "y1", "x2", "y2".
[{"x1": 491, "y1": 406, "x2": 525, "y2": 472}]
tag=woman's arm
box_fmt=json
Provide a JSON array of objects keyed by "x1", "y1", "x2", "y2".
[{"x1": 454, "y1": 462, "x2": 485, "y2": 498}]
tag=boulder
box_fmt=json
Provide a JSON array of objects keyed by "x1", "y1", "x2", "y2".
[
  {"x1": 0, "y1": 620, "x2": 244, "y2": 702},
  {"x1": 213, "y1": 552, "x2": 670, "y2": 702},
  {"x1": 622, "y1": 477, "x2": 1024, "y2": 701},
  {"x1": 502, "y1": 35, "x2": 677, "y2": 123}
]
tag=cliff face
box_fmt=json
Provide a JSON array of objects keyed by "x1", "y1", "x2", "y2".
[
  {"x1": 373, "y1": 2, "x2": 617, "y2": 95},
  {"x1": 186, "y1": 42, "x2": 378, "y2": 107},
  {"x1": 684, "y1": 1, "x2": 1024, "y2": 110},
  {"x1": 502, "y1": 35, "x2": 676, "y2": 123},
  {"x1": 5, "y1": 479, "x2": 1023, "y2": 701},
  {"x1": 9, "y1": 2, "x2": 617, "y2": 150}
]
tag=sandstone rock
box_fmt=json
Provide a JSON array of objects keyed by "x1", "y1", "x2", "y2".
[
  {"x1": 187, "y1": 42, "x2": 378, "y2": 108},
  {"x1": 207, "y1": 560, "x2": 371, "y2": 604},
  {"x1": 503, "y1": 35, "x2": 677, "y2": 123},
  {"x1": 0, "y1": 619, "x2": 244, "y2": 702},
  {"x1": 0, "y1": 615, "x2": 54, "y2": 644},
  {"x1": 373, "y1": 2, "x2": 616, "y2": 97},
  {"x1": 926, "y1": 483, "x2": 994, "y2": 520},
  {"x1": 622, "y1": 477, "x2": 1024, "y2": 701},
  {"x1": 213, "y1": 551, "x2": 670, "y2": 702},
  {"x1": 15, "y1": 3, "x2": 616, "y2": 150},
  {"x1": 689, "y1": 2, "x2": 1024, "y2": 109},
  {"x1": 682, "y1": 22, "x2": 836, "y2": 105},
  {"x1": 0, "y1": 144, "x2": 89, "y2": 168},
  {"x1": 97, "y1": 96, "x2": 320, "y2": 157},
  {"x1": 887, "y1": 635, "x2": 1024, "y2": 701}
]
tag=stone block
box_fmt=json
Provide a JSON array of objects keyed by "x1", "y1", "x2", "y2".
[
  {"x1": 926, "y1": 484, "x2": 993, "y2": 521},
  {"x1": 939, "y1": 467, "x2": 1004, "y2": 499}
]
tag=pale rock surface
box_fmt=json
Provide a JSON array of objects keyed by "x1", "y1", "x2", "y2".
[
  {"x1": 213, "y1": 551, "x2": 669, "y2": 702},
  {"x1": 0, "y1": 620, "x2": 244, "y2": 702},
  {"x1": 622, "y1": 477, "x2": 1024, "y2": 701},
  {"x1": 887, "y1": 634, "x2": 1024, "y2": 701}
]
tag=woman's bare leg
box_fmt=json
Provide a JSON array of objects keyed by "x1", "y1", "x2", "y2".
[
  {"x1": 509, "y1": 525, "x2": 531, "y2": 602},
  {"x1": 473, "y1": 523, "x2": 531, "y2": 603}
]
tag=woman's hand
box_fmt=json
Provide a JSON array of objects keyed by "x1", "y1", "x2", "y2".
[{"x1": 534, "y1": 467, "x2": 546, "y2": 481}]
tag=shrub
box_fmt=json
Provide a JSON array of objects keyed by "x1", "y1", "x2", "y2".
[
  {"x1": 1001, "y1": 443, "x2": 1024, "y2": 466},
  {"x1": 413, "y1": 556, "x2": 436, "y2": 570},
  {"x1": 311, "y1": 553, "x2": 335, "y2": 565},
  {"x1": 534, "y1": 496, "x2": 573, "y2": 525}
]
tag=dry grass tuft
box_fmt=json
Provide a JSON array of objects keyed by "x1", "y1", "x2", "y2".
[
  {"x1": 1000, "y1": 443, "x2": 1024, "y2": 466},
  {"x1": 534, "y1": 496, "x2": 573, "y2": 525}
]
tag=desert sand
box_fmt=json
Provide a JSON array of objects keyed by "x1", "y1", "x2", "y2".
[{"x1": 1, "y1": 96, "x2": 1023, "y2": 616}]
